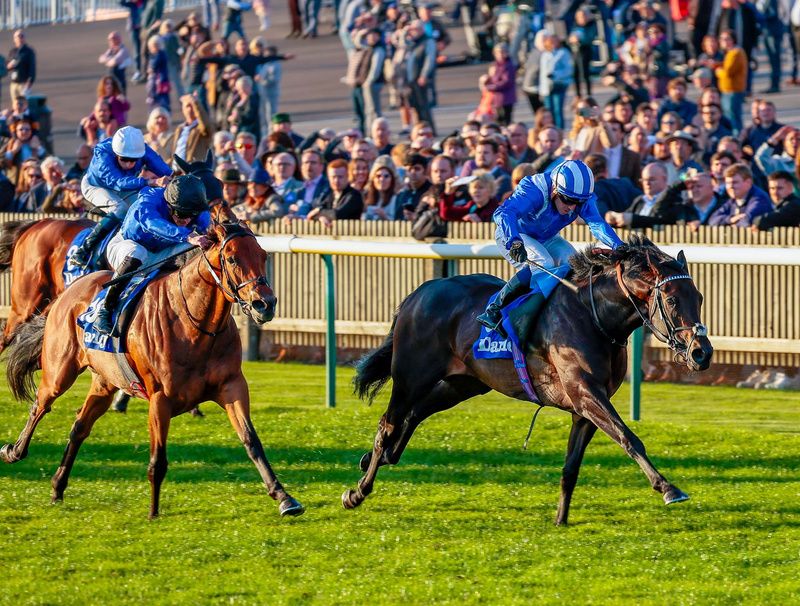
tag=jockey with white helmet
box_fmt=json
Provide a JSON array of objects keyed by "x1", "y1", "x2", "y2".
[
  {"x1": 476, "y1": 159, "x2": 625, "y2": 331},
  {"x1": 72, "y1": 126, "x2": 173, "y2": 266}
]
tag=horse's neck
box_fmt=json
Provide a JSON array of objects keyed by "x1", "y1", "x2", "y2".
[
  {"x1": 170, "y1": 251, "x2": 232, "y2": 335},
  {"x1": 581, "y1": 273, "x2": 643, "y2": 343}
]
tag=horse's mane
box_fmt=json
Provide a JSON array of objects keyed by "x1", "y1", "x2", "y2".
[{"x1": 568, "y1": 234, "x2": 681, "y2": 284}]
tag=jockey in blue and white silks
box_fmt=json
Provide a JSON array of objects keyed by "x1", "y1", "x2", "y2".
[
  {"x1": 72, "y1": 127, "x2": 173, "y2": 267},
  {"x1": 94, "y1": 175, "x2": 211, "y2": 335},
  {"x1": 476, "y1": 159, "x2": 624, "y2": 331}
]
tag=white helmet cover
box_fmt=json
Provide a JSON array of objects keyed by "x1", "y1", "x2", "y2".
[{"x1": 111, "y1": 126, "x2": 146, "y2": 159}]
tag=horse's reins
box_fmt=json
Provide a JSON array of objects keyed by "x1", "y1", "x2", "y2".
[{"x1": 178, "y1": 228, "x2": 271, "y2": 337}]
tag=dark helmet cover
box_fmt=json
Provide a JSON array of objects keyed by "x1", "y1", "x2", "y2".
[{"x1": 164, "y1": 174, "x2": 209, "y2": 215}]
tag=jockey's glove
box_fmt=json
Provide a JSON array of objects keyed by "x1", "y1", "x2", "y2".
[{"x1": 509, "y1": 239, "x2": 528, "y2": 264}]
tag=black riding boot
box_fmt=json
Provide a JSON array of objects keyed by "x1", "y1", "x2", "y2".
[
  {"x1": 476, "y1": 272, "x2": 530, "y2": 332},
  {"x1": 72, "y1": 215, "x2": 119, "y2": 267},
  {"x1": 95, "y1": 256, "x2": 142, "y2": 335}
]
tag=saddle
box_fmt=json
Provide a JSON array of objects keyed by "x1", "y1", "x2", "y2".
[
  {"x1": 76, "y1": 269, "x2": 161, "y2": 399},
  {"x1": 62, "y1": 226, "x2": 119, "y2": 286},
  {"x1": 472, "y1": 265, "x2": 571, "y2": 403}
]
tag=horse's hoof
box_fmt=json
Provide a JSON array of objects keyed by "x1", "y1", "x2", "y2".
[
  {"x1": 51, "y1": 494, "x2": 63, "y2": 504},
  {"x1": 664, "y1": 487, "x2": 690, "y2": 504},
  {"x1": 189, "y1": 406, "x2": 205, "y2": 418},
  {"x1": 359, "y1": 452, "x2": 371, "y2": 472},
  {"x1": 342, "y1": 489, "x2": 362, "y2": 510},
  {"x1": 279, "y1": 497, "x2": 305, "y2": 517},
  {"x1": 0, "y1": 444, "x2": 16, "y2": 464}
]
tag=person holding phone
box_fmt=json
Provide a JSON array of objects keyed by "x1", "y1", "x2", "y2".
[{"x1": 476, "y1": 159, "x2": 624, "y2": 332}]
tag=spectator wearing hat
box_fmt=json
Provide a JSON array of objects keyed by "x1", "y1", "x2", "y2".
[
  {"x1": 219, "y1": 166, "x2": 245, "y2": 206},
  {"x1": 751, "y1": 171, "x2": 800, "y2": 230},
  {"x1": 271, "y1": 113, "x2": 304, "y2": 147},
  {"x1": 171, "y1": 93, "x2": 215, "y2": 163},
  {"x1": 708, "y1": 163, "x2": 772, "y2": 227},
  {"x1": 307, "y1": 158, "x2": 364, "y2": 226},
  {"x1": 665, "y1": 130, "x2": 704, "y2": 184},
  {"x1": 715, "y1": 30, "x2": 747, "y2": 133},
  {"x1": 234, "y1": 166, "x2": 288, "y2": 222}
]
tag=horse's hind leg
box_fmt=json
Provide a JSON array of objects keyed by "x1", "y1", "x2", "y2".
[
  {"x1": 555, "y1": 414, "x2": 598, "y2": 526},
  {"x1": 343, "y1": 375, "x2": 487, "y2": 509},
  {"x1": 0, "y1": 356, "x2": 81, "y2": 464},
  {"x1": 51, "y1": 378, "x2": 116, "y2": 503},
  {"x1": 216, "y1": 375, "x2": 304, "y2": 517},
  {"x1": 146, "y1": 392, "x2": 172, "y2": 519}
]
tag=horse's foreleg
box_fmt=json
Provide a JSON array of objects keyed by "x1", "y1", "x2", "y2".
[
  {"x1": 576, "y1": 395, "x2": 688, "y2": 505},
  {"x1": 51, "y1": 380, "x2": 116, "y2": 503},
  {"x1": 555, "y1": 414, "x2": 598, "y2": 526},
  {"x1": 216, "y1": 376, "x2": 304, "y2": 517},
  {"x1": 147, "y1": 394, "x2": 172, "y2": 519}
]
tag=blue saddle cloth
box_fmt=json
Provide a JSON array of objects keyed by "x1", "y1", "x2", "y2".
[
  {"x1": 77, "y1": 269, "x2": 160, "y2": 353},
  {"x1": 472, "y1": 291, "x2": 537, "y2": 360},
  {"x1": 62, "y1": 227, "x2": 118, "y2": 287}
]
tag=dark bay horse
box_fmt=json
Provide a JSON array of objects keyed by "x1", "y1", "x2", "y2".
[
  {"x1": 0, "y1": 152, "x2": 222, "y2": 353},
  {"x1": 344, "y1": 236, "x2": 713, "y2": 524},
  {"x1": 1, "y1": 219, "x2": 304, "y2": 518}
]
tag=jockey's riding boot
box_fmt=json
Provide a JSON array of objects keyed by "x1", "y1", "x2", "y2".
[
  {"x1": 476, "y1": 272, "x2": 530, "y2": 333},
  {"x1": 71, "y1": 215, "x2": 119, "y2": 267},
  {"x1": 96, "y1": 256, "x2": 143, "y2": 336}
]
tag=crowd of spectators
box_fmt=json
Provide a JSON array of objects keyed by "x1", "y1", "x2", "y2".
[{"x1": 1, "y1": 0, "x2": 799, "y2": 233}]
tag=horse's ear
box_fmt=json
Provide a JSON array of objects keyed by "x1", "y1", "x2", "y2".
[
  {"x1": 204, "y1": 149, "x2": 213, "y2": 169},
  {"x1": 174, "y1": 154, "x2": 192, "y2": 174},
  {"x1": 676, "y1": 250, "x2": 687, "y2": 270}
]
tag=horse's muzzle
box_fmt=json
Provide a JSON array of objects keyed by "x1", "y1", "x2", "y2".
[
  {"x1": 688, "y1": 337, "x2": 713, "y2": 371},
  {"x1": 249, "y1": 296, "x2": 277, "y2": 325}
]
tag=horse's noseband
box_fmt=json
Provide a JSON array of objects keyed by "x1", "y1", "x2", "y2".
[{"x1": 614, "y1": 264, "x2": 708, "y2": 361}]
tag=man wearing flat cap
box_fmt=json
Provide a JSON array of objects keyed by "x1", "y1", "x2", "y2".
[
  {"x1": 271, "y1": 113, "x2": 304, "y2": 147},
  {"x1": 666, "y1": 130, "x2": 704, "y2": 183}
]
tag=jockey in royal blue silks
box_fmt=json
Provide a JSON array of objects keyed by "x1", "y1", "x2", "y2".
[
  {"x1": 94, "y1": 174, "x2": 212, "y2": 335},
  {"x1": 72, "y1": 126, "x2": 173, "y2": 267},
  {"x1": 476, "y1": 159, "x2": 625, "y2": 332}
]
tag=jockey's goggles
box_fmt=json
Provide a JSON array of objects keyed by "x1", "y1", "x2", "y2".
[
  {"x1": 555, "y1": 192, "x2": 586, "y2": 207},
  {"x1": 171, "y1": 207, "x2": 199, "y2": 219},
  {"x1": 117, "y1": 156, "x2": 139, "y2": 164}
]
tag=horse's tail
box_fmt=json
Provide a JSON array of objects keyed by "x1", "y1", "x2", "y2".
[
  {"x1": 6, "y1": 315, "x2": 46, "y2": 402},
  {"x1": 0, "y1": 220, "x2": 38, "y2": 272},
  {"x1": 353, "y1": 315, "x2": 398, "y2": 405}
]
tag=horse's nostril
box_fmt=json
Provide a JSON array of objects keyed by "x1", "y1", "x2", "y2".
[{"x1": 691, "y1": 348, "x2": 707, "y2": 365}]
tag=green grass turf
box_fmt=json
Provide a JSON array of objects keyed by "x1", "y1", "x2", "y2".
[{"x1": 0, "y1": 362, "x2": 798, "y2": 605}]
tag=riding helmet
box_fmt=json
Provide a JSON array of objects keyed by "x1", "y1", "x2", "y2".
[
  {"x1": 111, "y1": 126, "x2": 146, "y2": 159},
  {"x1": 164, "y1": 175, "x2": 209, "y2": 215},
  {"x1": 552, "y1": 159, "x2": 595, "y2": 203}
]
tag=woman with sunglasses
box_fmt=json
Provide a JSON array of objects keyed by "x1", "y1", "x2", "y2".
[
  {"x1": 72, "y1": 126, "x2": 172, "y2": 267},
  {"x1": 95, "y1": 175, "x2": 211, "y2": 335},
  {"x1": 476, "y1": 159, "x2": 624, "y2": 332}
]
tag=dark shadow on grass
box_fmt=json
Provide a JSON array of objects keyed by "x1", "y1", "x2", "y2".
[{"x1": 1, "y1": 442, "x2": 797, "y2": 490}]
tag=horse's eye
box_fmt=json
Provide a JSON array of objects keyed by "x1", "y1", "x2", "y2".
[
  {"x1": 666, "y1": 297, "x2": 677, "y2": 307},
  {"x1": 226, "y1": 256, "x2": 237, "y2": 266}
]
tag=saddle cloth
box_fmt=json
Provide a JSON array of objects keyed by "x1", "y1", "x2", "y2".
[
  {"x1": 76, "y1": 268, "x2": 160, "y2": 354},
  {"x1": 62, "y1": 226, "x2": 119, "y2": 287}
]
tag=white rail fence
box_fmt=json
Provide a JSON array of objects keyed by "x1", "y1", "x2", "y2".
[{"x1": 1, "y1": 0, "x2": 202, "y2": 30}]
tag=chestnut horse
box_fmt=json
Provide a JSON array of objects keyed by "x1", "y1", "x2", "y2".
[
  {"x1": 2, "y1": 219, "x2": 304, "y2": 518},
  {"x1": 343, "y1": 237, "x2": 713, "y2": 524},
  {"x1": 0, "y1": 153, "x2": 221, "y2": 353}
]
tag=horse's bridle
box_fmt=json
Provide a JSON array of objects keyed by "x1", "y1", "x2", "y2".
[
  {"x1": 178, "y1": 229, "x2": 272, "y2": 336},
  {"x1": 588, "y1": 261, "x2": 708, "y2": 361}
]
